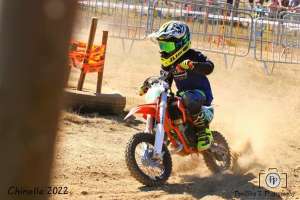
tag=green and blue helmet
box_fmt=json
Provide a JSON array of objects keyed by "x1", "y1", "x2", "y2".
[{"x1": 149, "y1": 21, "x2": 191, "y2": 68}]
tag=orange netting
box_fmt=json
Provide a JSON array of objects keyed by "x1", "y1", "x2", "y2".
[{"x1": 69, "y1": 41, "x2": 106, "y2": 73}]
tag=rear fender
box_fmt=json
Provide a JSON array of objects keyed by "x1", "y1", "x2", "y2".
[{"x1": 124, "y1": 103, "x2": 157, "y2": 120}]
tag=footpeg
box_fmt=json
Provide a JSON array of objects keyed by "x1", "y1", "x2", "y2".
[{"x1": 170, "y1": 143, "x2": 183, "y2": 154}]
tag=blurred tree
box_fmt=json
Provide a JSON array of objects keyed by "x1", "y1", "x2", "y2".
[{"x1": 0, "y1": 0, "x2": 76, "y2": 199}]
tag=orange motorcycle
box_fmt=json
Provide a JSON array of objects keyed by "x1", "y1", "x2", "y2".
[{"x1": 124, "y1": 68, "x2": 232, "y2": 186}]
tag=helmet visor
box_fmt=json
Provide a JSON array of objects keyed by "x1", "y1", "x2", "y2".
[{"x1": 158, "y1": 41, "x2": 176, "y2": 53}]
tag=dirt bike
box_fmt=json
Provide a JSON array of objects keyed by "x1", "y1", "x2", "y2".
[{"x1": 124, "y1": 67, "x2": 232, "y2": 186}]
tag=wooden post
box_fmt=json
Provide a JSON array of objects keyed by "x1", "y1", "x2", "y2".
[
  {"x1": 96, "y1": 31, "x2": 108, "y2": 94},
  {"x1": 77, "y1": 17, "x2": 98, "y2": 91},
  {"x1": 0, "y1": 0, "x2": 76, "y2": 199}
]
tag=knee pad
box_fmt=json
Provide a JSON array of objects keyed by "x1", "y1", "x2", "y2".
[{"x1": 202, "y1": 106, "x2": 214, "y2": 123}]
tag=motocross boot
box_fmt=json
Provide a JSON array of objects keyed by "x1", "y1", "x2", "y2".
[{"x1": 192, "y1": 112, "x2": 213, "y2": 151}]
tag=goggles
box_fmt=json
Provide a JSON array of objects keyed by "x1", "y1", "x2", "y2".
[{"x1": 158, "y1": 41, "x2": 176, "y2": 53}]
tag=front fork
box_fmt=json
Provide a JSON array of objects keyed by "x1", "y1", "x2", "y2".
[
  {"x1": 153, "y1": 92, "x2": 168, "y2": 160},
  {"x1": 144, "y1": 114, "x2": 153, "y2": 134}
]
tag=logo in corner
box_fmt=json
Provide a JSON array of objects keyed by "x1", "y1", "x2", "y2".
[{"x1": 259, "y1": 168, "x2": 287, "y2": 189}]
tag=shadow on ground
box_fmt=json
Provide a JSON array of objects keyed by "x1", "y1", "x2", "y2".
[{"x1": 139, "y1": 173, "x2": 283, "y2": 200}]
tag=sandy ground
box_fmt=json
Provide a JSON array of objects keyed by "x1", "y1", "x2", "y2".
[{"x1": 50, "y1": 27, "x2": 300, "y2": 200}]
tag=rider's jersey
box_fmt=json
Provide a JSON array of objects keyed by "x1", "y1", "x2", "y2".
[{"x1": 161, "y1": 49, "x2": 214, "y2": 106}]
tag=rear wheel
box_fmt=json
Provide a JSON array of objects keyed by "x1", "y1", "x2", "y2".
[
  {"x1": 202, "y1": 131, "x2": 232, "y2": 173},
  {"x1": 125, "y1": 133, "x2": 172, "y2": 186}
]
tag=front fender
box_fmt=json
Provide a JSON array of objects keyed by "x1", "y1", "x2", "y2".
[{"x1": 124, "y1": 103, "x2": 157, "y2": 120}]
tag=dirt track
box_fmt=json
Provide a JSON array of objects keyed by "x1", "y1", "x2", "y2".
[{"x1": 51, "y1": 37, "x2": 300, "y2": 200}]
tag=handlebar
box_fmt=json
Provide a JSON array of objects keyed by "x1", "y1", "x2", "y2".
[
  {"x1": 159, "y1": 66, "x2": 176, "y2": 81},
  {"x1": 139, "y1": 66, "x2": 177, "y2": 96}
]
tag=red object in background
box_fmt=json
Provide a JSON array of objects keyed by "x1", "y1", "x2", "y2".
[{"x1": 68, "y1": 41, "x2": 106, "y2": 73}]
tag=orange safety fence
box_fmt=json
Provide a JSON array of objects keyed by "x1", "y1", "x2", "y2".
[{"x1": 69, "y1": 41, "x2": 106, "y2": 73}]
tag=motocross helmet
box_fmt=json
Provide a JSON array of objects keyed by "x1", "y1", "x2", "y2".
[{"x1": 149, "y1": 21, "x2": 191, "y2": 68}]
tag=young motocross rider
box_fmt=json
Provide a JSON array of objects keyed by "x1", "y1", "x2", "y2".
[{"x1": 141, "y1": 21, "x2": 214, "y2": 151}]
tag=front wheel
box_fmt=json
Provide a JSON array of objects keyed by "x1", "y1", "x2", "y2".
[
  {"x1": 125, "y1": 132, "x2": 172, "y2": 186},
  {"x1": 202, "y1": 131, "x2": 232, "y2": 173}
]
